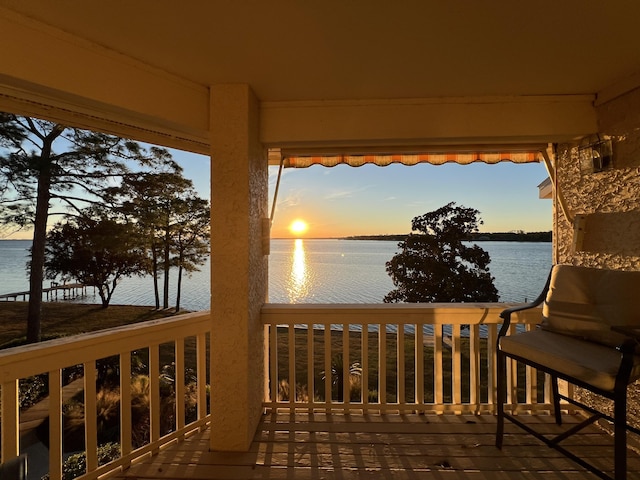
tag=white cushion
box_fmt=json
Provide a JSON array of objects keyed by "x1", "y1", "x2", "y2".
[
  {"x1": 499, "y1": 329, "x2": 640, "y2": 392},
  {"x1": 541, "y1": 265, "x2": 640, "y2": 348}
]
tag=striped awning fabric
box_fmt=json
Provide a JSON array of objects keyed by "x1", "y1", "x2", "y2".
[{"x1": 271, "y1": 146, "x2": 544, "y2": 168}]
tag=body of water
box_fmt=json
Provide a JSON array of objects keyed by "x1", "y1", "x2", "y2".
[{"x1": 0, "y1": 239, "x2": 551, "y2": 310}]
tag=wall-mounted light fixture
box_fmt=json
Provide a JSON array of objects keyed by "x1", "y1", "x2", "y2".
[{"x1": 578, "y1": 136, "x2": 613, "y2": 174}]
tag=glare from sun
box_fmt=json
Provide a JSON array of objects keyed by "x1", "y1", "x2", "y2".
[{"x1": 289, "y1": 219, "x2": 309, "y2": 237}]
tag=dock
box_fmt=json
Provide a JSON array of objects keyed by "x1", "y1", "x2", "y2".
[{"x1": 0, "y1": 283, "x2": 87, "y2": 302}]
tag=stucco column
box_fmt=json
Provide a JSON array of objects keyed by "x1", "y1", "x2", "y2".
[{"x1": 209, "y1": 84, "x2": 268, "y2": 451}]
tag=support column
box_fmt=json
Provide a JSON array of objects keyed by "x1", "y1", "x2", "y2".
[{"x1": 209, "y1": 84, "x2": 268, "y2": 451}]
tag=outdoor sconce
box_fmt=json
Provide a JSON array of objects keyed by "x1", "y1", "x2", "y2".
[{"x1": 578, "y1": 137, "x2": 613, "y2": 174}]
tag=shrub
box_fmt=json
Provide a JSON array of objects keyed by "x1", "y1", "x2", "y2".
[{"x1": 41, "y1": 442, "x2": 120, "y2": 480}]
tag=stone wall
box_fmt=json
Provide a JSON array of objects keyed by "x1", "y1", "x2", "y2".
[
  {"x1": 555, "y1": 87, "x2": 640, "y2": 268},
  {"x1": 555, "y1": 86, "x2": 640, "y2": 428}
]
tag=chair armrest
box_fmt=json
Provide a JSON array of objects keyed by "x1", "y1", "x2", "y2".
[
  {"x1": 498, "y1": 268, "x2": 552, "y2": 338},
  {"x1": 612, "y1": 332, "x2": 640, "y2": 388},
  {"x1": 612, "y1": 326, "x2": 640, "y2": 345}
]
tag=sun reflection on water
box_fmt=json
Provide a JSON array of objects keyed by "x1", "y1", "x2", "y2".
[{"x1": 287, "y1": 238, "x2": 310, "y2": 302}]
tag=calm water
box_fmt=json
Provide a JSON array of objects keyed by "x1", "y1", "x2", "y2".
[{"x1": 0, "y1": 239, "x2": 551, "y2": 309}]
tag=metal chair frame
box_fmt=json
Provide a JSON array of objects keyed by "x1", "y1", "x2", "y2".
[{"x1": 495, "y1": 270, "x2": 640, "y2": 480}]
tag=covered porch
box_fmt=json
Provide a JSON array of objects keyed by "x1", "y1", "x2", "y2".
[
  {"x1": 1, "y1": 304, "x2": 639, "y2": 479},
  {"x1": 1, "y1": 2, "x2": 640, "y2": 479}
]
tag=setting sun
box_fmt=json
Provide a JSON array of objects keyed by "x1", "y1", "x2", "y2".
[{"x1": 289, "y1": 219, "x2": 309, "y2": 237}]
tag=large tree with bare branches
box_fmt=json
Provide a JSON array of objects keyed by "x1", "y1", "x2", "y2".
[{"x1": 0, "y1": 113, "x2": 175, "y2": 342}]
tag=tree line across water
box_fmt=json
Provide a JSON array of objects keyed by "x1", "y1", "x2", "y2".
[{"x1": 344, "y1": 231, "x2": 552, "y2": 242}]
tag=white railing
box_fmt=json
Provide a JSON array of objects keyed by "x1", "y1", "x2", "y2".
[
  {"x1": 0, "y1": 311, "x2": 211, "y2": 480},
  {"x1": 262, "y1": 303, "x2": 551, "y2": 414}
]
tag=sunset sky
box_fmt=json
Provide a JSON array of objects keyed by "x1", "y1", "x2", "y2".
[
  {"x1": 173, "y1": 150, "x2": 552, "y2": 239},
  {"x1": 4, "y1": 148, "x2": 552, "y2": 240}
]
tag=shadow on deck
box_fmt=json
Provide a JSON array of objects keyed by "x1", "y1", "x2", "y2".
[{"x1": 113, "y1": 413, "x2": 640, "y2": 479}]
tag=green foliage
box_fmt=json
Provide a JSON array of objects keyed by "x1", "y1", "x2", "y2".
[
  {"x1": 19, "y1": 374, "x2": 48, "y2": 409},
  {"x1": 44, "y1": 212, "x2": 149, "y2": 308},
  {"x1": 320, "y1": 353, "x2": 363, "y2": 401},
  {"x1": 384, "y1": 202, "x2": 499, "y2": 303},
  {"x1": 41, "y1": 442, "x2": 121, "y2": 480}
]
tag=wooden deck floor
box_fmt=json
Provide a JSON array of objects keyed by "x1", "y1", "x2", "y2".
[{"x1": 114, "y1": 413, "x2": 640, "y2": 479}]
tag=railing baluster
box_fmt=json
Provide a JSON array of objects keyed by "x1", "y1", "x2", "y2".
[
  {"x1": 288, "y1": 326, "x2": 295, "y2": 406},
  {"x1": 434, "y1": 325, "x2": 443, "y2": 406},
  {"x1": 49, "y1": 370, "x2": 63, "y2": 480},
  {"x1": 270, "y1": 324, "x2": 278, "y2": 403},
  {"x1": 324, "y1": 326, "x2": 331, "y2": 409},
  {"x1": 488, "y1": 324, "x2": 497, "y2": 405},
  {"x1": 379, "y1": 323, "x2": 387, "y2": 405},
  {"x1": 416, "y1": 323, "x2": 424, "y2": 408},
  {"x1": 398, "y1": 324, "x2": 405, "y2": 406},
  {"x1": 525, "y1": 323, "x2": 535, "y2": 406},
  {"x1": 507, "y1": 324, "x2": 517, "y2": 410},
  {"x1": 149, "y1": 344, "x2": 161, "y2": 445},
  {"x1": 307, "y1": 323, "x2": 314, "y2": 411},
  {"x1": 452, "y1": 324, "x2": 462, "y2": 411},
  {"x1": 470, "y1": 324, "x2": 480, "y2": 411},
  {"x1": 1, "y1": 379, "x2": 19, "y2": 463},
  {"x1": 175, "y1": 337, "x2": 186, "y2": 433},
  {"x1": 343, "y1": 325, "x2": 349, "y2": 410},
  {"x1": 120, "y1": 351, "x2": 132, "y2": 462},
  {"x1": 84, "y1": 360, "x2": 98, "y2": 474},
  {"x1": 196, "y1": 333, "x2": 208, "y2": 420},
  {"x1": 362, "y1": 324, "x2": 369, "y2": 407}
]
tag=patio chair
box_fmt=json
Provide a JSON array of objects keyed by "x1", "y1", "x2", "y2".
[{"x1": 495, "y1": 264, "x2": 640, "y2": 480}]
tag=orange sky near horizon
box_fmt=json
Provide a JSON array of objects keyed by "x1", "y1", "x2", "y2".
[{"x1": 1, "y1": 153, "x2": 552, "y2": 241}]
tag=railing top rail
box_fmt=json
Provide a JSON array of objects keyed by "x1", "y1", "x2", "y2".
[
  {"x1": 0, "y1": 311, "x2": 211, "y2": 381},
  {"x1": 262, "y1": 302, "x2": 541, "y2": 325}
]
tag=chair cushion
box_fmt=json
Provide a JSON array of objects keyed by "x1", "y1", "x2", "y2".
[
  {"x1": 541, "y1": 265, "x2": 640, "y2": 348},
  {"x1": 499, "y1": 329, "x2": 640, "y2": 392}
]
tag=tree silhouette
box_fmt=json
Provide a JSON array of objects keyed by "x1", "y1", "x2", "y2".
[
  {"x1": 113, "y1": 170, "x2": 209, "y2": 310},
  {"x1": 384, "y1": 202, "x2": 499, "y2": 303},
  {"x1": 44, "y1": 211, "x2": 149, "y2": 308}
]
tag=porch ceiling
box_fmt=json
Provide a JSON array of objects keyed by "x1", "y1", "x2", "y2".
[
  {"x1": 5, "y1": 1, "x2": 640, "y2": 102},
  {"x1": 1, "y1": 1, "x2": 639, "y2": 152}
]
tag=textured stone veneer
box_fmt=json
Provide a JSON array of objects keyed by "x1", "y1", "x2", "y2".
[{"x1": 555, "y1": 87, "x2": 640, "y2": 269}]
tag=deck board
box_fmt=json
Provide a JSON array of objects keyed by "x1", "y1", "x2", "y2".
[{"x1": 113, "y1": 413, "x2": 640, "y2": 479}]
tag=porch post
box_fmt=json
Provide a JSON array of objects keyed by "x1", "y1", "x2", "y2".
[{"x1": 209, "y1": 84, "x2": 268, "y2": 451}]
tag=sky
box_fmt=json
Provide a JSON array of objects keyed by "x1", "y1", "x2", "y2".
[
  {"x1": 3, "y1": 148, "x2": 551, "y2": 240},
  {"x1": 170, "y1": 149, "x2": 552, "y2": 239}
]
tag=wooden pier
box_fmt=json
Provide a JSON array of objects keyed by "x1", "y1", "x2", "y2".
[{"x1": 0, "y1": 283, "x2": 87, "y2": 302}]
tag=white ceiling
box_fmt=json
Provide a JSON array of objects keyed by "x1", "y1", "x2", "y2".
[{"x1": 3, "y1": 1, "x2": 640, "y2": 103}]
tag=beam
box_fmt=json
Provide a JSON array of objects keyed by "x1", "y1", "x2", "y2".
[
  {"x1": 260, "y1": 96, "x2": 598, "y2": 149},
  {"x1": 0, "y1": 7, "x2": 209, "y2": 154}
]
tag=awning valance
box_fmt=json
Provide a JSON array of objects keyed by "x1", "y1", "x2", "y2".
[{"x1": 268, "y1": 144, "x2": 545, "y2": 168}]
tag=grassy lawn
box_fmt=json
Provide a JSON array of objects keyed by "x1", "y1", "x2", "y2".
[
  {"x1": 0, "y1": 301, "x2": 180, "y2": 348},
  {"x1": 274, "y1": 326, "x2": 494, "y2": 404}
]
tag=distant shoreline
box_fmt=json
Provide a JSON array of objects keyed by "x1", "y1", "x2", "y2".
[
  {"x1": 3, "y1": 232, "x2": 553, "y2": 243},
  {"x1": 342, "y1": 231, "x2": 552, "y2": 242}
]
